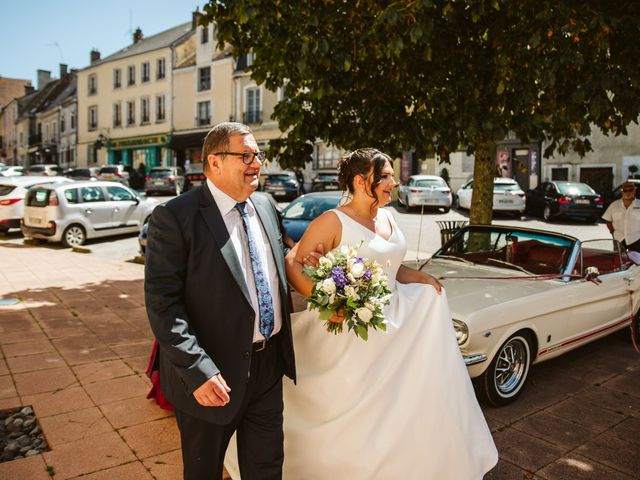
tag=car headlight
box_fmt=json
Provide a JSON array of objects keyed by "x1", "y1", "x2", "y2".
[{"x1": 452, "y1": 319, "x2": 469, "y2": 345}]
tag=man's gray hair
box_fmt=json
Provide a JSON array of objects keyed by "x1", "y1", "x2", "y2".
[{"x1": 202, "y1": 122, "x2": 253, "y2": 173}]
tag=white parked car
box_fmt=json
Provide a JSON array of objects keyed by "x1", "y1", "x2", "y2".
[
  {"x1": 455, "y1": 177, "x2": 526, "y2": 215},
  {"x1": 420, "y1": 224, "x2": 639, "y2": 405},
  {"x1": 21, "y1": 180, "x2": 157, "y2": 247},
  {"x1": 0, "y1": 166, "x2": 25, "y2": 176},
  {"x1": 397, "y1": 175, "x2": 452, "y2": 212},
  {"x1": 0, "y1": 176, "x2": 70, "y2": 233}
]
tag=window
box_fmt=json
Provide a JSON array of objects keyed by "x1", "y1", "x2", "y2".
[
  {"x1": 197, "y1": 101, "x2": 210, "y2": 126},
  {"x1": 44, "y1": 124, "x2": 49, "y2": 142},
  {"x1": 64, "y1": 188, "x2": 79, "y2": 204},
  {"x1": 246, "y1": 52, "x2": 255, "y2": 67},
  {"x1": 113, "y1": 68, "x2": 121, "y2": 89},
  {"x1": 198, "y1": 67, "x2": 211, "y2": 91},
  {"x1": 88, "y1": 74, "x2": 97, "y2": 95},
  {"x1": 19, "y1": 132, "x2": 23, "y2": 146},
  {"x1": 127, "y1": 101, "x2": 135, "y2": 125},
  {"x1": 71, "y1": 110, "x2": 76, "y2": 130},
  {"x1": 80, "y1": 186, "x2": 105, "y2": 203},
  {"x1": 201, "y1": 26, "x2": 209, "y2": 44},
  {"x1": 113, "y1": 103, "x2": 122, "y2": 127},
  {"x1": 107, "y1": 186, "x2": 135, "y2": 202},
  {"x1": 156, "y1": 58, "x2": 166, "y2": 79},
  {"x1": 60, "y1": 113, "x2": 66, "y2": 133},
  {"x1": 128, "y1": 65, "x2": 135, "y2": 85},
  {"x1": 52, "y1": 121, "x2": 57, "y2": 141},
  {"x1": 244, "y1": 88, "x2": 261, "y2": 124},
  {"x1": 87, "y1": 144, "x2": 97, "y2": 164},
  {"x1": 156, "y1": 95, "x2": 165, "y2": 122},
  {"x1": 88, "y1": 106, "x2": 98, "y2": 131},
  {"x1": 141, "y1": 97, "x2": 150, "y2": 124},
  {"x1": 142, "y1": 62, "x2": 150, "y2": 82}
]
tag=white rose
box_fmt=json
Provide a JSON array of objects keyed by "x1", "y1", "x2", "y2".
[
  {"x1": 320, "y1": 278, "x2": 336, "y2": 295},
  {"x1": 355, "y1": 307, "x2": 373, "y2": 323},
  {"x1": 344, "y1": 285, "x2": 359, "y2": 301},
  {"x1": 339, "y1": 245, "x2": 350, "y2": 255},
  {"x1": 350, "y1": 261, "x2": 365, "y2": 278},
  {"x1": 319, "y1": 256, "x2": 333, "y2": 269}
]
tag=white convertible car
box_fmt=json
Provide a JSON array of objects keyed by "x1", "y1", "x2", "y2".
[{"x1": 420, "y1": 225, "x2": 639, "y2": 406}]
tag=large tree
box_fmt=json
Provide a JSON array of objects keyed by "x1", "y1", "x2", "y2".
[{"x1": 202, "y1": 0, "x2": 640, "y2": 224}]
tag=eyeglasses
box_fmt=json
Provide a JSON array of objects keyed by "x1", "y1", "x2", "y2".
[{"x1": 214, "y1": 151, "x2": 267, "y2": 165}]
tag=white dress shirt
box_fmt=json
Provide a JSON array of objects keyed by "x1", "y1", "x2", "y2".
[
  {"x1": 602, "y1": 198, "x2": 640, "y2": 245},
  {"x1": 207, "y1": 179, "x2": 282, "y2": 341}
]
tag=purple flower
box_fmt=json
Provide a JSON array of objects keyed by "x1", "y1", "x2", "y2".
[
  {"x1": 362, "y1": 268, "x2": 372, "y2": 281},
  {"x1": 331, "y1": 267, "x2": 350, "y2": 288},
  {"x1": 354, "y1": 257, "x2": 364, "y2": 264}
]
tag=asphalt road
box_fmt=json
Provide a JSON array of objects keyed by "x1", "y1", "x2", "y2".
[{"x1": 0, "y1": 196, "x2": 611, "y2": 264}]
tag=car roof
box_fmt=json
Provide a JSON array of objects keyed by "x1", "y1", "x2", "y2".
[
  {"x1": 409, "y1": 175, "x2": 444, "y2": 180},
  {"x1": 0, "y1": 175, "x2": 69, "y2": 186},
  {"x1": 31, "y1": 180, "x2": 133, "y2": 190}
]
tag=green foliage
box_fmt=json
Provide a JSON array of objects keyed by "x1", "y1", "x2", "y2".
[{"x1": 203, "y1": 1, "x2": 640, "y2": 222}]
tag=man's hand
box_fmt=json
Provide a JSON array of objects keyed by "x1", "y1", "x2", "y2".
[
  {"x1": 193, "y1": 373, "x2": 231, "y2": 407},
  {"x1": 301, "y1": 243, "x2": 326, "y2": 267}
]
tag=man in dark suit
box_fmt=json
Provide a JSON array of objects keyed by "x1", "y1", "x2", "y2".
[{"x1": 145, "y1": 122, "x2": 296, "y2": 479}]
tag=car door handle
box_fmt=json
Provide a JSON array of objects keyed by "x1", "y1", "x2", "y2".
[
  {"x1": 84, "y1": 208, "x2": 93, "y2": 215},
  {"x1": 114, "y1": 207, "x2": 120, "y2": 213}
]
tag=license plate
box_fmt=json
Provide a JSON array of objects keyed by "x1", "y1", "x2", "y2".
[
  {"x1": 191, "y1": 180, "x2": 202, "y2": 187},
  {"x1": 103, "y1": 174, "x2": 114, "y2": 180},
  {"x1": 575, "y1": 199, "x2": 590, "y2": 205},
  {"x1": 498, "y1": 199, "x2": 514, "y2": 204},
  {"x1": 326, "y1": 185, "x2": 338, "y2": 190},
  {"x1": 153, "y1": 180, "x2": 164, "y2": 185},
  {"x1": 29, "y1": 217, "x2": 42, "y2": 225}
]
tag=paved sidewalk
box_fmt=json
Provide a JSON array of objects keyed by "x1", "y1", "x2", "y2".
[{"x1": 0, "y1": 243, "x2": 638, "y2": 479}]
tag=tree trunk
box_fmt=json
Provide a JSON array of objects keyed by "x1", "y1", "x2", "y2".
[{"x1": 470, "y1": 140, "x2": 497, "y2": 225}]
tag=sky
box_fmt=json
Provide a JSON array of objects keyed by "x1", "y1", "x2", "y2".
[{"x1": 1, "y1": 0, "x2": 203, "y2": 85}]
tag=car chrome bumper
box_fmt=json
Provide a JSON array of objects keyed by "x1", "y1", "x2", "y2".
[{"x1": 463, "y1": 353, "x2": 487, "y2": 366}]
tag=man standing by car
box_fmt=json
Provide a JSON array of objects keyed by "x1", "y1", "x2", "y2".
[
  {"x1": 145, "y1": 122, "x2": 296, "y2": 479},
  {"x1": 602, "y1": 180, "x2": 640, "y2": 253}
]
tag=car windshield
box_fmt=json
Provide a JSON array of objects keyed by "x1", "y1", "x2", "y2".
[
  {"x1": 70, "y1": 169, "x2": 90, "y2": 177},
  {"x1": 494, "y1": 182, "x2": 520, "y2": 191},
  {"x1": 556, "y1": 183, "x2": 595, "y2": 195},
  {"x1": 0, "y1": 185, "x2": 17, "y2": 196},
  {"x1": 149, "y1": 169, "x2": 173, "y2": 178},
  {"x1": 29, "y1": 166, "x2": 45, "y2": 172},
  {"x1": 414, "y1": 179, "x2": 446, "y2": 188},
  {"x1": 100, "y1": 167, "x2": 119, "y2": 174},
  {"x1": 436, "y1": 227, "x2": 575, "y2": 275},
  {"x1": 269, "y1": 174, "x2": 293, "y2": 181},
  {"x1": 283, "y1": 196, "x2": 340, "y2": 220}
]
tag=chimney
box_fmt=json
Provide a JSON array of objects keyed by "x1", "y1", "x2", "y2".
[
  {"x1": 90, "y1": 49, "x2": 101, "y2": 65},
  {"x1": 36, "y1": 69, "x2": 52, "y2": 90},
  {"x1": 59, "y1": 64, "x2": 68, "y2": 77},
  {"x1": 133, "y1": 27, "x2": 143, "y2": 44},
  {"x1": 192, "y1": 7, "x2": 201, "y2": 29}
]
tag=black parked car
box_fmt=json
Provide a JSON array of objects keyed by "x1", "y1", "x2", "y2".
[
  {"x1": 311, "y1": 170, "x2": 340, "y2": 192},
  {"x1": 525, "y1": 181, "x2": 604, "y2": 223},
  {"x1": 262, "y1": 172, "x2": 301, "y2": 201},
  {"x1": 184, "y1": 163, "x2": 205, "y2": 192}
]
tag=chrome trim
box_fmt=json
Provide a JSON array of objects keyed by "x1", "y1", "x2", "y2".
[{"x1": 463, "y1": 353, "x2": 487, "y2": 366}]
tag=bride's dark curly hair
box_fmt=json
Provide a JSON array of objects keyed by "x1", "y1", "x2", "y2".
[{"x1": 337, "y1": 148, "x2": 392, "y2": 209}]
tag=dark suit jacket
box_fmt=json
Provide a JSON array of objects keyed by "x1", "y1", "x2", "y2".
[{"x1": 144, "y1": 185, "x2": 296, "y2": 425}]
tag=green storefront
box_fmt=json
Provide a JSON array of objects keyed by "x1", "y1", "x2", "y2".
[{"x1": 107, "y1": 134, "x2": 172, "y2": 173}]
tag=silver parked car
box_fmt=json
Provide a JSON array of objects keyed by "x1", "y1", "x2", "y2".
[
  {"x1": 21, "y1": 180, "x2": 157, "y2": 247},
  {"x1": 144, "y1": 166, "x2": 185, "y2": 196},
  {"x1": 97, "y1": 165, "x2": 130, "y2": 186},
  {"x1": 397, "y1": 175, "x2": 452, "y2": 212}
]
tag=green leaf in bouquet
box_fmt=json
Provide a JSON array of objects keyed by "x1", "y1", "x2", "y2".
[
  {"x1": 318, "y1": 308, "x2": 335, "y2": 321},
  {"x1": 355, "y1": 323, "x2": 368, "y2": 341},
  {"x1": 302, "y1": 266, "x2": 317, "y2": 277}
]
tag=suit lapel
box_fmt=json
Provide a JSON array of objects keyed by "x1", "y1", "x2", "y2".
[
  {"x1": 252, "y1": 195, "x2": 287, "y2": 290},
  {"x1": 198, "y1": 186, "x2": 253, "y2": 310}
]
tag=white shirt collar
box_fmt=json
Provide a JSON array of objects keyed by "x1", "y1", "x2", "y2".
[{"x1": 207, "y1": 179, "x2": 254, "y2": 216}]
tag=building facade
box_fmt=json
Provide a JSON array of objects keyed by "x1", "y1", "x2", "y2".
[{"x1": 76, "y1": 23, "x2": 194, "y2": 170}]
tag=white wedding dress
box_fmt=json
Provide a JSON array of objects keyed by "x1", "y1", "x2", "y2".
[{"x1": 226, "y1": 208, "x2": 498, "y2": 479}]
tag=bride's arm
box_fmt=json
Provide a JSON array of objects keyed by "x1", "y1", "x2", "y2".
[
  {"x1": 285, "y1": 211, "x2": 341, "y2": 297},
  {"x1": 396, "y1": 265, "x2": 442, "y2": 294}
]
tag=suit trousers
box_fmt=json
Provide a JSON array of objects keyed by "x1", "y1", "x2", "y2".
[{"x1": 175, "y1": 335, "x2": 284, "y2": 480}]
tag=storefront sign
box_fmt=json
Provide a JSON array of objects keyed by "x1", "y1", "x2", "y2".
[{"x1": 110, "y1": 135, "x2": 169, "y2": 149}]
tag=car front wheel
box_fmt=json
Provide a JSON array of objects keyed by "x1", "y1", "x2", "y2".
[
  {"x1": 475, "y1": 331, "x2": 533, "y2": 406},
  {"x1": 62, "y1": 224, "x2": 86, "y2": 248}
]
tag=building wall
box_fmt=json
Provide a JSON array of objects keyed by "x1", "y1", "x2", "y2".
[
  {"x1": 15, "y1": 118, "x2": 30, "y2": 165},
  {"x1": 1, "y1": 100, "x2": 19, "y2": 163},
  {"x1": 172, "y1": 66, "x2": 197, "y2": 131},
  {"x1": 59, "y1": 98, "x2": 77, "y2": 168},
  {"x1": 0, "y1": 78, "x2": 31, "y2": 109}
]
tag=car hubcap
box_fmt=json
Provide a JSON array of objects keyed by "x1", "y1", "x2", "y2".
[
  {"x1": 66, "y1": 227, "x2": 84, "y2": 247},
  {"x1": 494, "y1": 338, "x2": 528, "y2": 396}
]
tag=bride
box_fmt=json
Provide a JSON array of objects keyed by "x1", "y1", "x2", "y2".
[{"x1": 227, "y1": 148, "x2": 498, "y2": 479}]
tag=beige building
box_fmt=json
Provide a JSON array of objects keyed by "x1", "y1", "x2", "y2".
[
  {"x1": 0, "y1": 77, "x2": 32, "y2": 163},
  {"x1": 76, "y1": 22, "x2": 194, "y2": 169}
]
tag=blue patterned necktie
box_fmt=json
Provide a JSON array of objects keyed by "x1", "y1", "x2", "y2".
[{"x1": 235, "y1": 201, "x2": 274, "y2": 339}]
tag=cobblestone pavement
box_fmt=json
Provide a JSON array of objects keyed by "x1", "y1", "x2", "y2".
[{"x1": 0, "y1": 244, "x2": 638, "y2": 479}]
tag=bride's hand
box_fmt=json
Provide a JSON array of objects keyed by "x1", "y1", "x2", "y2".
[
  {"x1": 423, "y1": 273, "x2": 443, "y2": 294},
  {"x1": 330, "y1": 309, "x2": 346, "y2": 323}
]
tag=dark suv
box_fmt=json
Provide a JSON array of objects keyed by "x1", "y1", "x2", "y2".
[
  {"x1": 262, "y1": 172, "x2": 301, "y2": 201},
  {"x1": 311, "y1": 170, "x2": 340, "y2": 192}
]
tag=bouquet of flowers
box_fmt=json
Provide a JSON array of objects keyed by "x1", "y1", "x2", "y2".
[{"x1": 302, "y1": 243, "x2": 392, "y2": 340}]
